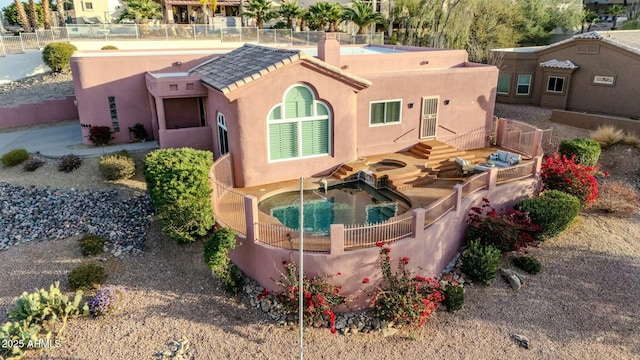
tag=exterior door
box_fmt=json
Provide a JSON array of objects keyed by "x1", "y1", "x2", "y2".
[{"x1": 420, "y1": 96, "x2": 439, "y2": 139}]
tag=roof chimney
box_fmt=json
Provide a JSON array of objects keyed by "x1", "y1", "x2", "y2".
[{"x1": 318, "y1": 32, "x2": 340, "y2": 67}]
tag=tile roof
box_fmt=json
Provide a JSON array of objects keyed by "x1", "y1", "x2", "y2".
[
  {"x1": 542, "y1": 30, "x2": 640, "y2": 56},
  {"x1": 190, "y1": 43, "x2": 371, "y2": 94},
  {"x1": 539, "y1": 59, "x2": 579, "y2": 70}
]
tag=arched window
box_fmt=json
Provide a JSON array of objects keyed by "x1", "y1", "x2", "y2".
[{"x1": 267, "y1": 85, "x2": 331, "y2": 161}]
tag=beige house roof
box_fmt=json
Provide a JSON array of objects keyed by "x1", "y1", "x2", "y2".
[
  {"x1": 539, "y1": 59, "x2": 579, "y2": 70},
  {"x1": 190, "y1": 44, "x2": 371, "y2": 94},
  {"x1": 547, "y1": 30, "x2": 640, "y2": 57}
]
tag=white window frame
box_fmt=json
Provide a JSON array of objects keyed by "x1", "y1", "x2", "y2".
[
  {"x1": 516, "y1": 74, "x2": 532, "y2": 96},
  {"x1": 497, "y1": 73, "x2": 511, "y2": 95},
  {"x1": 267, "y1": 84, "x2": 332, "y2": 163},
  {"x1": 369, "y1": 99, "x2": 403, "y2": 127},
  {"x1": 546, "y1": 76, "x2": 565, "y2": 94}
]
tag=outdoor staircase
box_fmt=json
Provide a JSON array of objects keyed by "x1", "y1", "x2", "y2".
[
  {"x1": 408, "y1": 140, "x2": 477, "y2": 173},
  {"x1": 332, "y1": 160, "x2": 368, "y2": 180}
]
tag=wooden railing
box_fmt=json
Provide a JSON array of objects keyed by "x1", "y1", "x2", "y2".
[
  {"x1": 423, "y1": 191, "x2": 457, "y2": 228},
  {"x1": 497, "y1": 162, "x2": 535, "y2": 184},
  {"x1": 343, "y1": 212, "x2": 414, "y2": 250}
]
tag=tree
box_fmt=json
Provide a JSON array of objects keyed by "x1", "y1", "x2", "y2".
[
  {"x1": 27, "y1": 0, "x2": 38, "y2": 30},
  {"x1": 243, "y1": 0, "x2": 276, "y2": 28},
  {"x1": 42, "y1": 0, "x2": 52, "y2": 29},
  {"x1": 199, "y1": 0, "x2": 217, "y2": 22},
  {"x1": 278, "y1": 0, "x2": 302, "y2": 30},
  {"x1": 343, "y1": 0, "x2": 386, "y2": 35},
  {"x1": 307, "y1": 2, "x2": 341, "y2": 31},
  {"x1": 119, "y1": 0, "x2": 162, "y2": 23},
  {"x1": 582, "y1": 9, "x2": 597, "y2": 33},
  {"x1": 608, "y1": 4, "x2": 626, "y2": 28}
]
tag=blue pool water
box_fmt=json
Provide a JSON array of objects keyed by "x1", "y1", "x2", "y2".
[{"x1": 258, "y1": 181, "x2": 410, "y2": 234}]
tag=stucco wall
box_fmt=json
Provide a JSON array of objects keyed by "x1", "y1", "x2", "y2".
[
  {"x1": 536, "y1": 40, "x2": 640, "y2": 118},
  {"x1": 341, "y1": 48, "x2": 469, "y2": 74},
  {"x1": 230, "y1": 176, "x2": 539, "y2": 308},
  {"x1": 0, "y1": 96, "x2": 78, "y2": 130},
  {"x1": 71, "y1": 51, "x2": 219, "y2": 145},
  {"x1": 493, "y1": 50, "x2": 539, "y2": 104},
  {"x1": 551, "y1": 109, "x2": 640, "y2": 131}
]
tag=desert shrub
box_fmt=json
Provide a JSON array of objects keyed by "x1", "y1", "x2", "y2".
[
  {"x1": 541, "y1": 153, "x2": 599, "y2": 209},
  {"x1": 143, "y1": 148, "x2": 214, "y2": 243},
  {"x1": 88, "y1": 286, "x2": 126, "y2": 316},
  {"x1": 465, "y1": 198, "x2": 539, "y2": 252},
  {"x1": 101, "y1": 45, "x2": 118, "y2": 50},
  {"x1": 460, "y1": 240, "x2": 501, "y2": 285},
  {"x1": 58, "y1": 154, "x2": 82, "y2": 172},
  {"x1": 89, "y1": 126, "x2": 114, "y2": 146},
  {"x1": 515, "y1": 190, "x2": 581, "y2": 240},
  {"x1": 42, "y1": 42, "x2": 77, "y2": 73},
  {"x1": 590, "y1": 125, "x2": 624, "y2": 148},
  {"x1": 622, "y1": 131, "x2": 640, "y2": 145},
  {"x1": 130, "y1": 123, "x2": 148, "y2": 141},
  {"x1": 440, "y1": 281, "x2": 464, "y2": 313},
  {"x1": 2, "y1": 283, "x2": 87, "y2": 358},
  {"x1": 511, "y1": 256, "x2": 541, "y2": 275},
  {"x1": 203, "y1": 228, "x2": 244, "y2": 294},
  {"x1": 99, "y1": 152, "x2": 136, "y2": 180},
  {"x1": 593, "y1": 180, "x2": 640, "y2": 216},
  {"x1": 275, "y1": 261, "x2": 347, "y2": 332},
  {"x1": 23, "y1": 157, "x2": 45, "y2": 171},
  {"x1": 68, "y1": 263, "x2": 106, "y2": 290},
  {"x1": 1, "y1": 148, "x2": 29, "y2": 167},
  {"x1": 558, "y1": 138, "x2": 601, "y2": 166},
  {"x1": 79, "y1": 234, "x2": 105, "y2": 256},
  {"x1": 366, "y1": 245, "x2": 443, "y2": 328}
]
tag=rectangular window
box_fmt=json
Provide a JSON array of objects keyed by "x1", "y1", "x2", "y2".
[
  {"x1": 497, "y1": 73, "x2": 511, "y2": 95},
  {"x1": 269, "y1": 122, "x2": 298, "y2": 160},
  {"x1": 369, "y1": 100, "x2": 402, "y2": 126},
  {"x1": 84, "y1": 2, "x2": 93, "y2": 10},
  {"x1": 546, "y1": 76, "x2": 565, "y2": 93},
  {"x1": 516, "y1": 75, "x2": 532, "y2": 95},
  {"x1": 108, "y1": 96, "x2": 120, "y2": 132}
]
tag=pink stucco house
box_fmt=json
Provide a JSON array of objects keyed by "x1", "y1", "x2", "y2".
[{"x1": 71, "y1": 33, "x2": 498, "y2": 188}]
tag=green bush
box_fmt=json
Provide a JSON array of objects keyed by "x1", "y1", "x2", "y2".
[
  {"x1": 204, "y1": 228, "x2": 244, "y2": 294},
  {"x1": 99, "y1": 152, "x2": 136, "y2": 180},
  {"x1": 42, "y1": 42, "x2": 77, "y2": 73},
  {"x1": 460, "y1": 240, "x2": 501, "y2": 285},
  {"x1": 88, "y1": 126, "x2": 114, "y2": 146},
  {"x1": 558, "y1": 138, "x2": 601, "y2": 166},
  {"x1": 58, "y1": 154, "x2": 82, "y2": 172},
  {"x1": 79, "y1": 234, "x2": 105, "y2": 256},
  {"x1": 441, "y1": 283, "x2": 464, "y2": 312},
  {"x1": 511, "y1": 256, "x2": 541, "y2": 275},
  {"x1": 101, "y1": 45, "x2": 118, "y2": 50},
  {"x1": 23, "y1": 158, "x2": 45, "y2": 171},
  {"x1": 1, "y1": 148, "x2": 29, "y2": 167},
  {"x1": 68, "y1": 263, "x2": 106, "y2": 290},
  {"x1": 144, "y1": 148, "x2": 214, "y2": 243},
  {"x1": 515, "y1": 190, "x2": 581, "y2": 240}
]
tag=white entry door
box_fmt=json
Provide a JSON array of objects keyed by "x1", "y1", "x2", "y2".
[{"x1": 420, "y1": 96, "x2": 439, "y2": 139}]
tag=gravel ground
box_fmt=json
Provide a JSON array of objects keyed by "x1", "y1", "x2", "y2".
[
  {"x1": 0, "y1": 72, "x2": 74, "y2": 107},
  {"x1": 0, "y1": 94, "x2": 638, "y2": 358}
]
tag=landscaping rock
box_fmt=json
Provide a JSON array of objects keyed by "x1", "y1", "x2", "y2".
[
  {"x1": 382, "y1": 327, "x2": 398, "y2": 337},
  {"x1": 501, "y1": 268, "x2": 526, "y2": 290},
  {"x1": 506, "y1": 275, "x2": 521, "y2": 291},
  {"x1": 511, "y1": 334, "x2": 530, "y2": 349}
]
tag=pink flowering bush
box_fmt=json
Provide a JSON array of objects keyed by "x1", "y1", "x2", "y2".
[
  {"x1": 465, "y1": 198, "x2": 539, "y2": 252},
  {"x1": 274, "y1": 262, "x2": 347, "y2": 333},
  {"x1": 367, "y1": 245, "x2": 444, "y2": 328},
  {"x1": 541, "y1": 153, "x2": 600, "y2": 209}
]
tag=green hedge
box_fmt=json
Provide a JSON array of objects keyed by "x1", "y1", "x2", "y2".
[
  {"x1": 558, "y1": 138, "x2": 601, "y2": 166},
  {"x1": 1, "y1": 148, "x2": 29, "y2": 167},
  {"x1": 515, "y1": 190, "x2": 581, "y2": 240},
  {"x1": 42, "y1": 42, "x2": 77, "y2": 73},
  {"x1": 460, "y1": 240, "x2": 501, "y2": 285},
  {"x1": 143, "y1": 148, "x2": 214, "y2": 243}
]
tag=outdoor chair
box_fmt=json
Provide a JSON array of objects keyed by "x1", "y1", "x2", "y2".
[{"x1": 454, "y1": 157, "x2": 476, "y2": 177}]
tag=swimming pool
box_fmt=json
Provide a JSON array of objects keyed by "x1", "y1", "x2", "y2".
[{"x1": 258, "y1": 181, "x2": 410, "y2": 235}]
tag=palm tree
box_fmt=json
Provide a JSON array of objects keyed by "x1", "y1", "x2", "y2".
[
  {"x1": 307, "y1": 2, "x2": 338, "y2": 31},
  {"x1": 119, "y1": 0, "x2": 162, "y2": 23},
  {"x1": 326, "y1": 2, "x2": 343, "y2": 32},
  {"x1": 27, "y1": 0, "x2": 38, "y2": 30},
  {"x1": 278, "y1": 1, "x2": 302, "y2": 30},
  {"x1": 14, "y1": 0, "x2": 31, "y2": 31},
  {"x1": 581, "y1": 9, "x2": 597, "y2": 33},
  {"x1": 57, "y1": 0, "x2": 66, "y2": 25},
  {"x1": 608, "y1": 4, "x2": 626, "y2": 28},
  {"x1": 42, "y1": 0, "x2": 52, "y2": 29},
  {"x1": 343, "y1": 0, "x2": 386, "y2": 35},
  {"x1": 199, "y1": 0, "x2": 217, "y2": 23},
  {"x1": 243, "y1": 0, "x2": 276, "y2": 28}
]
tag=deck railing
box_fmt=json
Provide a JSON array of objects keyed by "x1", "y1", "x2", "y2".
[
  {"x1": 439, "y1": 125, "x2": 489, "y2": 150},
  {"x1": 460, "y1": 172, "x2": 488, "y2": 198},
  {"x1": 209, "y1": 154, "x2": 246, "y2": 235},
  {"x1": 343, "y1": 212, "x2": 414, "y2": 250},
  {"x1": 496, "y1": 161, "x2": 536, "y2": 184},
  {"x1": 423, "y1": 191, "x2": 457, "y2": 228},
  {"x1": 256, "y1": 223, "x2": 331, "y2": 252},
  {"x1": 497, "y1": 118, "x2": 541, "y2": 157}
]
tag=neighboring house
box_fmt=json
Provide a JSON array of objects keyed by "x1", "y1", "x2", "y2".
[
  {"x1": 66, "y1": 0, "x2": 118, "y2": 24},
  {"x1": 161, "y1": 0, "x2": 243, "y2": 27},
  {"x1": 492, "y1": 30, "x2": 640, "y2": 120},
  {"x1": 71, "y1": 34, "x2": 498, "y2": 187}
]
